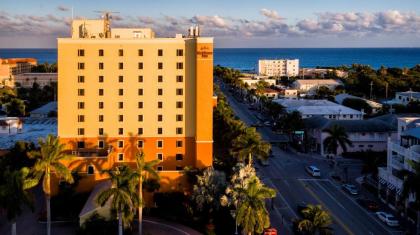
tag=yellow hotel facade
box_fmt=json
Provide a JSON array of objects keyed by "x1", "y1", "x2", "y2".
[{"x1": 56, "y1": 16, "x2": 215, "y2": 194}]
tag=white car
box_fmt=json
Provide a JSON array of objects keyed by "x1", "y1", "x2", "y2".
[
  {"x1": 376, "y1": 211, "x2": 399, "y2": 227},
  {"x1": 305, "y1": 165, "x2": 321, "y2": 177}
]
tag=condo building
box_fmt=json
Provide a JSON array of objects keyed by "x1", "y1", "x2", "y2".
[
  {"x1": 258, "y1": 59, "x2": 299, "y2": 77},
  {"x1": 57, "y1": 16, "x2": 215, "y2": 194},
  {"x1": 0, "y1": 58, "x2": 37, "y2": 87}
]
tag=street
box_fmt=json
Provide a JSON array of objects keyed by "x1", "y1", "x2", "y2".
[{"x1": 217, "y1": 81, "x2": 404, "y2": 235}]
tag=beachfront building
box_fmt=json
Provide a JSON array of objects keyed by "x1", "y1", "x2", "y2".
[
  {"x1": 378, "y1": 116, "x2": 420, "y2": 222},
  {"x1": 292, "y1": 79, "x2": 343, "y2": 94},
  {"x1": 274, "y1": 99, "x2": 363, "y2": 120},
  {"x1": 57, "y1": 16, "x2": 215, "y2": 195},
  {"x1": 0, "y1": 58, "x2": 37, "y2": 87},
  {"x1": 14, "y1": 73, "x2": 57, "y2": 88},
  {"x1": 258, "y1": 59, "x2": 299, "y2": 77}
]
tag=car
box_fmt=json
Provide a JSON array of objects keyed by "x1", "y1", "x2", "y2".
[
  {"x1": 376, "y1": 211, "x2": 399, "y2": 227},
  {"x1": 305, "y1": 165, "x2": 321, "y2": 177},
  {"x1": 356, "y1": 198, "x2": 379, "y2": 211},
  {"x1": 342, "y1": 184, "x2": 359, "y2": 195},
  {"x1": 264, "y1": 121, "x2": 271, "y2": 126}
]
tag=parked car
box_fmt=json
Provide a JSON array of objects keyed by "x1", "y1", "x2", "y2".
[
  {"x1": 342, "y1": 184, "x2": 359, "y2": 195},
  {"x1": 305, "y1": 166, "x2": 321, "y2": 177},
  {"x1": 356, "y1": 198, "x2": 379, "y2": 211},
  {"x1": 264, "y1": 121, "x2": 272, "y2": 126},
  {"x1": 376, "y1": 211, "x2": 399, "y2": 227}
]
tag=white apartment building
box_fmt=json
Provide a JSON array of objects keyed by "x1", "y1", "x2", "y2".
[
  {"x1": 14, "y1": 73, "x2": 57, "y2": 88},
  {"x1": 258, "y1": 59, "x2": 299, "y2": 77},
  {"x1": 378, "y1": 116, "x2": 420, "y2": 221},
  {"x1": 292, "y1": 79, "x2": 343, "y2": 94},
  {"x1": 394, "y1": 91, "x2": 420, "y2": 105}
]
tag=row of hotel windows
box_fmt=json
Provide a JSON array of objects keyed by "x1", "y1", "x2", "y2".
[
  {"x1": 77, "y1": 49, "x2": 184, "y2": 57},
  {"x1": 77, "y1": 75, "x2": 184, "y2": 83},
  {"x1": 77, "y1": 127, "x2": 184, "y2": 135},
  {"x1": 77, "y1": 88, "x2": 184, "y2": 96},
  {"x1": 78, "y1": 62, "x2": 184, "y2": 70},
  {"x1": 78, "y1": 114, "x2": 183, "y2": 122},
  {"x1": 78, "y1": 139, "x2": 183, "y2": 149},
  {"x1": 86, "y1": 164, "x2": 184, "y2": 174},
  {"x1": 77, "y1": 101, "x2": 184, "y2": 109}
]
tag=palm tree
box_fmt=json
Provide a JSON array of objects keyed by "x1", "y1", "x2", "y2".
[
  {"x1": 29, "y1": 134, "x2": 74, "y2": 235},
  {"x1": 231, "y1": 127, "x2": 271, "y2": 166},
  {"x1": 298, "y1": 204, "x2": 332, "y2": 235},
  {"x1": 401, "y1": 160, "x2": 420, "y2": 234},
  {"x1": 133, "y1": 152, "x2": 159, "y2": 235},
  {"x1": 235, "y1": 176, "x2": 276, "y2": 235},
  {"x1": 96, "y1": 165, "x2": 139, "y2": 235},
  {"x1": 323, "y1": 125, "x2": 352, "y2": 172},
  {"x1": 0, "y1": 167, "x2": 38, "y2": 235}
]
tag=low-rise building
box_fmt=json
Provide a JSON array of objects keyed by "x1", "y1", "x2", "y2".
[
  {"x1": 393, "y1": 91, "x2": 420, "y2": 105},
  {"x1": 14, "y1": 73, "x2": 57, "y2": 88},
  {"x1": 30, "y1": 101, "x2": 57, "y2": 118},
  {"x1": 0, "y1": 58, "x2": 37, "y2": 87},
  {"x1": 239, "y1": 74, "x2": 276, "y2": 87},
  {"x1": 299, "y1": 68, "x2": 348, "y2": 79},
  {"x1": 258, "y1": 59, "x2": 299, "y2": 77},
  {"x1": 335, "y1": 93, "x2": 383, "y2": 114},
  {"x1": 0, "y1": 117, "x2": 23, "y2": 135},
  {"x1": 292, "y1": 79, "x2": 343, "y2": 94},
  {"x1": 278, "y1": 89, "x2": 298, "y2": 99},
  {"x1": 274, "y1": 99, "x2": 363, "y2": 120},
  {"x1": 261, "y1": 88, "x2": 280, "y2": 99}
]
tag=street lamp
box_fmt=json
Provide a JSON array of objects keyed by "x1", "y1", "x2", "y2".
[{"x1": 230, "y1": 210, "x2": 238, "y2": 235}]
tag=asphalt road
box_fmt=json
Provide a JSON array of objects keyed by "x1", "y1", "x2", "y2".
[{"x1": 217, "y1": 81, "x2": 404, "y2": 235}]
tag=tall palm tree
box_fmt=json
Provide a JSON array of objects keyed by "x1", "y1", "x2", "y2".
[
  {"x1": 231, "y1": 127, "x2": 271, "y2": 166},
  {"x1": 323, "y1": 125, "x2": 352, "y2": 157},
  {"x1": 235, "y1": 176, "x2": 276, "y2": 235},
  {"x1": 401, "y1": 160, "x2": 420, "y2": 234},
  {"x1": 133, "y1": 152, "x2": 159, "y2": 235},
  {"x1": 29, "y1": 134, "x2": 74, "y2": 235},
  {"x1": 0, "y1": 167, "x2": 38, "y2": 235},
  {"x1": 298, "y1": 204, "x2": 332, "y2": 235},
  {"x1": 96, "y1": 165, "x2": 139, "y2": 235}
]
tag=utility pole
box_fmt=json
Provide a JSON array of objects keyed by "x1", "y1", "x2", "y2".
[
  {"x1": 369, "y1": 81, "x2": 373, "y2": 100},
  {"x1": 385, "y1": 82, "x2": 388, "y2": 99}
]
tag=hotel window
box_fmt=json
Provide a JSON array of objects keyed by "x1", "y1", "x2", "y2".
[
  {"x1": 176, "y1": 75, "x2": 183, "y2": 82},
  {"x1": 176, "y1": 128, "x2": 183, "y2": 134},
  {"x1": 158, "y1": 114, "x2": 163, "y2": 122},
  {"x1": 138, "y1": 102, "x2": 143, "y2": 109},
  {"x1": 99, "y1": 115, "x2": 104, "y2": 122},
  {"x1": 119, "y1": 63, "x2": 124, "y2": 69},
  {"x1": 176, "y1": 154, "x2": 183, "y2": 161},
  {"x1": 158, "y1": 88, "x2": 163, "y2": 96},
  {"x1": 158, "y1": 75, "x2": 163, "y2": 82},
  {"x1": 78, "y1": 102, "x2": 85, "y2": 109},
  {"x1": 158, "y1": 102, "x2": 163, "y2": 109},
  {"x1": 78, "y1": 63, "x2": 85, "y2": 70},
  {"x1": 176, "y1": 89, "x2": 183, "y2": 95},
  {"x1": 78, "y1": 49, "x2": 85, "y2": 56},
  {"x1": 118, "y1": 115, "x2": 123, "y2": 122},
  {"x1": 176, "y1": 62, "x2": 183, "y2": 69},
  {"x1": 138, "y1": 89, "x2": 143, "y2": 96},
  {"x1": 138, "y1": 128, "x2": 143, "y2": 135},
  {"x1": 176, "y1": 114, "x2": 183, "y2": 122},
  {"x1": 78, "y1": 128, "x2": 85, "y2": 135},
  {"x1": 78, "y1": 115, "x2": 85, "y2": 122},
  {"x1": 157, "y1": 153, "x2": 163, "y2": 161},
  {"x1": 119, "y1": 76, "x2": 124, "y2": 83},
  {"x1": 99, "y1": 102, "x2": 104, "y2": 109},
  {"x1": 119, "y1": 49, "x2": 124, "y2": 56},
  {"x1": 99, "y1": 89, "x2": 104, "y2": 96},
  {"x1": 157, "y1": 128, "x2": 163, "y2": 135},
  {"x1": 137, "y1": 140, "x2": 143, "y2": 148},
  {"x1": 157, "y1": 140, "x2": 163, "y2": 148},
  {"x1": 157, "y1": 166, "x2": 163, "y2": 171},
  {"x1": 99, "y1": 49, "x2": 104, "y2": 56},
  {"x1": 158, "y1": 62, "x2": 163, "y2": 70},
  {"x1": 118, "y1": 128, "x2": 123, "y2": 135},
  {"x1": 176, "y1": 49, "x2": 183, "y2": 56},
  {"x1": 118, "y1": 153, "x2": 124, "y2": 161},
  {"x1": 158, "y1": 49, "x2": 163, "y2": 56},
  {"x1": 138, "y1": 49, "x2": 143, "y2": 56},
  {"x1": 118, "y1": 102, "x2": 123, "y2": 109},
  {"x1": 138, "y1": 76, "x2": 143, "y2": 83},
  {"x1": 78, "y1": 89, "x2": 85, "y2": 96},
  {"x1": 176, "y1": 140, "x2": 183, "y2": 147},
  {"x1": 118, "y1": 89, "x2": 124, "y2": 96},
  {"x1": 99, "y1": 128, "x2": 104, "y2": 135},
  {"x1": 138, "y1": 62, "x2": 143, "y2": 69},
  {"x1": 98, "y1": 140, "x2": 104, "y2": 149},
  {"x1": 138, "y1": 115, "x2": 143, "y2": 122},
  {"x1": 176, "y1": 166, "x2": 183, "y2": 171},
  {"x1": 87, "y1": 165, "x2": 94, "y2": 175},
  {"x1": 99, "y1": 62, "x2": 104, "y2": 70},
  {"x1": 99, "y1": 76, "x2": 104, "y2": 83},
  {"x1": 77, "y1": 141, "x2": 85, "y2": 149},
  {"x1": 118, "y1": 140, "x2": 124, "y2": 148},
  {"x1": 78, "y1": 76, "x2": 85, "y2": 83},
  {"x1": 176, "y1": 101, "x2": 183, "y2": 108}
]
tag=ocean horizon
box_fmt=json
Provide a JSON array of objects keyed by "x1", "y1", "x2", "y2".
[{"x1": 1, "y1": 47, "x2": 420, "y2": 71}]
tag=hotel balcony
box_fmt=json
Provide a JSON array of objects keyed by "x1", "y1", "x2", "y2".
[
  {"x1": 64, "y1": 147, "x2": 112, "y2": 158},
  {"x1": 389, "y1": 141, "x2": 420, "y2": 162}
]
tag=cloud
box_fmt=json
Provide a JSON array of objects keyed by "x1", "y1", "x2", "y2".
[
  {"x1": 260, "y1": 8, "x2": 285, "y2": 21},
  {"x1": 57, "y1": 6, "x2": 70, "y2": 12}
]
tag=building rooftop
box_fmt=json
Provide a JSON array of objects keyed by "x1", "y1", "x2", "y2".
[
  {"x1": 335, "y1": 93, "x2": 383, "y2": 109},
  {"x1": 274, "y1": 99, "x2": 362, "y2": 115},
  {"x1": 0, "y1": 58, "x2": 37, "y2": 65},
  {"x1": 402, "y1": 127, "x2": 420, "y2": 139},
  {"x1": 396, "y1": 91, "x2": 420, "y2": 99},
  {"x1": 294, "y1": 79, "x2": 343, "y2": 85},
  {"x1": 30, "y1": 102, "x2": 57, "y2": 116},
  {"x1": 15, "y1": 73, "x2": 57, "y2": 76}
]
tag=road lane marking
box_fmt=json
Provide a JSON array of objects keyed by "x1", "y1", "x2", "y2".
[
  {"x1": 313, "y1": 181, "x2": 346, "y2": 210},
  {"x1": 263, "y1": 176, "x2": 298, "y2": 218},
  {"x1": 298, "y1": 178, "x2": 330, "y2": 182},
  {"x1": 298, "y1": 180, "x2": 355, "y2": 235}
]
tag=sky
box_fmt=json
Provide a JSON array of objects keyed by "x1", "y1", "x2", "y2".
[{"x1": 1, "y1": 0, "x2": 420, "y2": 48}]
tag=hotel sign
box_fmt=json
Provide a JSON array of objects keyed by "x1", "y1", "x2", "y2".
[{"x1": 197, "y1": 45, "x2": 213, "y2": 59}]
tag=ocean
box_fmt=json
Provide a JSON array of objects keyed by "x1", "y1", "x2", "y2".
[{"x1": 1, "y1": 48, "x2": 420, "y2": 71}]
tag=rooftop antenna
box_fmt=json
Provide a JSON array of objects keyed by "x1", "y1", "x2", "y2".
[
  {"x1": 94, "y1": 10, "x2": 120, "y2": 38},
  {"x1": 71, "y1": 7, "x2": 74, "y2": 20}
]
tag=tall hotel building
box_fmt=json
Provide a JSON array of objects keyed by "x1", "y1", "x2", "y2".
[{"x1": 57, "y1": 16, "x2": 215, "y2": 193}]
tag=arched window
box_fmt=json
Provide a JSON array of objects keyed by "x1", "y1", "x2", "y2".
[{"x1": 87, "y1": 165, "x2": 94, "y2": 175}]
